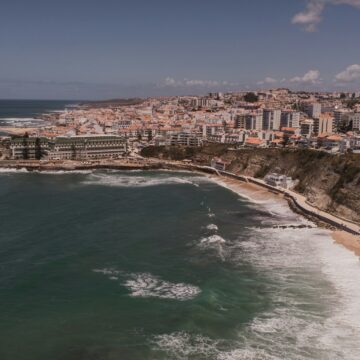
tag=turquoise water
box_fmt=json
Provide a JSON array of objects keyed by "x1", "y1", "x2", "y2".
[{"x1": 0, "y1": 170, "x2": 360, "y2": 359}]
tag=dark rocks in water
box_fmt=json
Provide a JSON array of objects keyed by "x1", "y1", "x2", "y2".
[{"x1": 271, "y1": 224, "x2": 314, "y2": 229}]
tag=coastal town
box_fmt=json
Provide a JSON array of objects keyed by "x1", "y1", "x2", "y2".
[{"x1": 1, "y1": 88, "x2": 360, "y2": 161}]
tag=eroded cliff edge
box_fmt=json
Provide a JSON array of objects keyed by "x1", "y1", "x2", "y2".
[{"x1": 142, "y1": 145, "x2": 360, "y2": 223}]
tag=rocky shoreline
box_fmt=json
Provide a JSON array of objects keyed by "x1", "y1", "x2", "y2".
[{"x1": 1, "y1": 158, "x2": 360, "y2": 256}]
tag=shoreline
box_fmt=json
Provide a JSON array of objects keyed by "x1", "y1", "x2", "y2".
[
  {"x1": 1, "y1": 158, "x2": 360, "y2": 257},
  {"x1": 209, "y1": 174, "x2": 360, "y2": 258}
]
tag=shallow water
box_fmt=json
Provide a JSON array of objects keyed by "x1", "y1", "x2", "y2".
[{"x1": 0, "y1": 170, "x2": 359, "y2": 360}]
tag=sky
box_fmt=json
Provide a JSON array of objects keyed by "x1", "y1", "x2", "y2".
[{"x1": 0, "y1": 0, "x2": 360, "y2": 100}]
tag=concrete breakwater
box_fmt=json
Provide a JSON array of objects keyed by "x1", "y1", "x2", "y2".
[{"x1": 1, "y1": 158, "x2": 359, "y2": 236}]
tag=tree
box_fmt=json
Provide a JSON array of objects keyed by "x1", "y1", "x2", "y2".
[
  {"x1": 22, "y1": 132, "x2": 29, "y2": 160},
  {"x1": 282, "y1": 134, "x2": 290, "y2": 148},
  {"x1": 35, "y1": 138, "x2": 42, "y2": 160},
  {"x1": 71, "y1": 144, "x2": 76, "y2": 160},
  {"x1": 346, "y1": 99, "x2": 359, "y2": 109},
  {"x1": 292, "y1": 102, "x2": 300, "y2": 111},
  {"x1": 244, "y1": 92, "x2": 259, "y2": 103},
  {"x1": 148, "y1": 131, "x2": 153, "y2": 142}
]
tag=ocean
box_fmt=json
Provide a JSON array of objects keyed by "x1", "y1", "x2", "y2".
[
  {"x1": 0, "y1": 169, "x2": 359, "y2": 360},
  {"x1": 0, "y1": 100, "x2": 79, "y2": 128}
]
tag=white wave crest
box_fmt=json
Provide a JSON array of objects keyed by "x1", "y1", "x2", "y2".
[
  {"x1": 198, "y1": 235, "x2": 227, "y2": 261},
  {"x1": 152, "y1": 332, "x2": 278, "y2": 360},
  {"x1": 0, "y1": 168, "x2": 28, "y2": 174},
  {"x1": 206, "y1": 224, "x2": 219, "y2": 231},
  {"x1": 82, "y1": 172, "x2": 210, "y2": 188},
  {"x1": 0, "y1": 168, "x2": 93, "y2": 175},
  {"x1": 201, "y1": 235, "x2": 225, "y2": 245},
  {"x1": 124, "y1": 273, "x2": 201, "y2": 301},
  {"x1": 231, "y1": 226, "x2": 360, "y2": 359},
  {"x1": 35, "y1": 170, "x2": 93, "y2": 175},
  {"x1": 0, "y1": 117, "x2": 43, "y2": 122},
  {"x1": 93, "y1": 268, "x2": 120, "y2": 276},
  {"x1": 93, "y1": 269, "x2": 200, "y2": 301}
]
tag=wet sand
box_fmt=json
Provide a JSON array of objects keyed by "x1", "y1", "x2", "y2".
[
  {"x1": 332, "y1": 231, "x2": 360, "y2": 257},
  {"x1": 212, "y1": 175, "x2": 360, "y2": 258},
  {"x1": 209, "y1": 174, "x2": 288, "y2": 203}
]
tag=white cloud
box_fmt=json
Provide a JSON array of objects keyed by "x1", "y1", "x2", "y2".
[
  {"x1": 335, "y1": 64, "x2": 360, "y2": 82},
  {"x1": 183, "y1": 79, "x2": 220, "y2": 87},
  {"x1": 257, "y1": 77, "x2": 278, "y2": 85},
  {"x1": 292, "y1": 0, "x2": 360, "y2": 31},
  {"x1": 292, "y1": 0, "x2": 326, "y2": 32},
  {"x1": 163, "y1": 77, "x2": 177, "y2": 86},
  {"x1": 160, "y1": 77, "x2": 235, "y2": 88},
  {"x1": 290, "y1": 70, "x2": 321, "y2": 84}
]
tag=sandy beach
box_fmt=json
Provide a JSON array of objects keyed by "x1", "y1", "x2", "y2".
[
  {"x1": 332, "y1": 231, "x2": 360, "y2": 257},
  {"x1": 210, "y1": 175, "x2": 286, "y2": 203},
  {"x1": 212, "y1": 174, "x2": 360, "y2": 258}
]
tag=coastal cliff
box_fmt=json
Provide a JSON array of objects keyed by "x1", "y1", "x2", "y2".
[{"x1": 141, "y1": 145, "x2": 360, "y2": 223}]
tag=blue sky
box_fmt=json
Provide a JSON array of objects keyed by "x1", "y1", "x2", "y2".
[{"x1": 0, "y1": 0, "x2": 360, "y2": 99}]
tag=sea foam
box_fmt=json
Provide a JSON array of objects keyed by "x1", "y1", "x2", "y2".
[
  {"x1": 124, "y1": 273, "x2": 201, "y2": 301},
  {"x1": 152, "y1": 225, "x2": 360, "y2": 359},
  {"x1": 93, "y1": 269, "x2": 201, "y2": 301},
  {"x1": 82, "y1": 171, "x2": 211, "y2": 188}
]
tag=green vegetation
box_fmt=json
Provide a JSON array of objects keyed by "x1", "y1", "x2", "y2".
[
  {"x1": 254, "y1": 165, "x2": 271, "y2": 178},
  {"x1": 82, "y1": 98, "x2": 144, "y2": 108},
  {"x1": 22, "y1": 133, "x2": 29, "y2": 160},
  {"x1": 345, "y1": 99, "x2": 360, "y2": 109},
  {"x1": 141, "y1": 146, "x2": 199, "y2": 161},
  {"x1": 244, "y1": 92, "x2": 259, "y2": 103},
  {"x1": 35, "y1": 138, "x2": 42, "y2": 160}
]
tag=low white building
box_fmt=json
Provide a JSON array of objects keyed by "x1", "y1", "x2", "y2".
[
  {"x1": 264, "y1": 173, "x2": 294, "y2": 189},
  {"x1": 211, "y1": 157, "x2": 230, "y2": 171}
]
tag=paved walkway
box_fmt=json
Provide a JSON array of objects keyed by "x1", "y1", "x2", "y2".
[{"x1": 243, "y1": 176, "x2": 360, "y2": 235}]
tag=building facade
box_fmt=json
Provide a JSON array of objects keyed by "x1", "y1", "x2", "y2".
[{"x1": 10, "y1": 135, "x2": 126, "y2": 160}]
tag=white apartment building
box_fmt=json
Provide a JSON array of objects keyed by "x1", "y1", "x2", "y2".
[
  {"x1": 280, "y1": 111, "x2": 300, "y2": 128},
  {"x1": 350, "y1": 113, "x2": 360, "y2": 131},
  {"x1": 303, "y1": 103, "x2": 321, "y2": 119},
  {"x1": 313, "y1": 115, "x2": 334, "y2": 135},
  {"x1": 334, "y1": 110, "x2": 352, "y2": 130},
  {"x1": 263, "y1": 109, "x2": 281, "y2": 131},
  {"x1": 245, "y1": 113, "x2": 263, "y2": 130},
  {"x1": 301, "y1": 120, "x2": 314, "y2": 138}
]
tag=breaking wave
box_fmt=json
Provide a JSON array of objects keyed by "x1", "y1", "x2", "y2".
[
  {"x1": 152, "y1": 225, "x2": 360, "y2": 359},
  {"x1": 152, "y1": 332, "x2": 277, "y2": 360},
  {"x1": 124, "y1": 273, "x2": 201, "y2": 301},
  {"x1": 82, "y1": 171, "x2": 211, "y2": 188},
  {"x1": 34, "y1": 170, "x2": 93, "y2": 175},
  {"x1": 206, "y1": 224, "x2": 219, "y2": 231},
  {"x1": 198, "y1": 234, "x2": 227, "y2": 261},
  {"x1": 93, "y1": 269, "x2": 201, "y2": 301},
  {"x1": 0, "y1": 168, "x2": 28, "y2": 174}
]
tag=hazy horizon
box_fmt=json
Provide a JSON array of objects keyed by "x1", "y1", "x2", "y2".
[{"x1": 1, "y1": 0, "x2": 360, "y2": 100}]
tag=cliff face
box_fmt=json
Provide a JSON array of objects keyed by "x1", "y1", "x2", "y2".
[{"x1": 142, "y1": 145, "x2": 360, "y2": 223}]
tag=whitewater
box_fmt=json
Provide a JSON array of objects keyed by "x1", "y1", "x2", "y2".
[{"x1": 0, "y1": 169, "x2": 359, "y2": 359}]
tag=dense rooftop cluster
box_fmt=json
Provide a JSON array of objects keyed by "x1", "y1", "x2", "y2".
[{"x1": 3, "y1": 89, "x2": 360, "y2": 155}]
